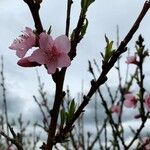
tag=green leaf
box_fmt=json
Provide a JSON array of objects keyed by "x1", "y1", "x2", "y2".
[
  {"x1": 69, "y1": 99, "x2": 76, "y2": 116},
  {"x1": 66, "y1": 99, "x2": 76, "y2": 123},
  {"x1": 60, "y1": 109, "x2": 66, "y2": 127},
  {"x1": 81, "y1": 0, "x2": 95, "y2": 13},
  {"x1": 104, "y1": 35, "x2": 115, "y2": 62}
]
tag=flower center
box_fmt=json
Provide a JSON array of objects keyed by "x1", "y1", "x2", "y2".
[{"x1": 46, "y1": 46, "x2": 60, "y2": 63}]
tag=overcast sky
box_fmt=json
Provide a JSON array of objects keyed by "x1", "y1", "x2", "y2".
[{"x1": 0, "y1": 0, "x2": 150, "y2": 148}]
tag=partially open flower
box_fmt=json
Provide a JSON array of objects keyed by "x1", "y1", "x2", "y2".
[
  {"x1": 126, "y1": 55, "x2": 138, "y2": 65},
  {"x1": 124, "y1": 93, "x2": 137, "y2": 108},
  {"x1": 9, "y1": 27, "x2": 36, "y2": 58}
]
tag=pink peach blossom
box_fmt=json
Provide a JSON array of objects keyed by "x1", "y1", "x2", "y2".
[
  {"x1": 9, "y1": 27, "x2": 36, "y2": 58},
  {"x1": 126, "y1": 56, "x2": 138, "y2": 65},
  {"x1": 145, "y1": 95, "x2": 150, "y2": 112},
  {"x1": 111, "y1": 105, "x2": 121, "y2": 114},
  {"x1": 28, "y1": 32, "x2": 71, "y2": 74},
  {"x1": 124, "y1": 93, "x2": 137, "y2": 108}
]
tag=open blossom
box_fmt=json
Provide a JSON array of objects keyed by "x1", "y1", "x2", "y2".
[
  {"x1": 124, "y1": 93, "x2": 137, "y2": 108},
  {"x1": 145, "y1": 95, "x2": 150, "y2": 112},
  {"x1": 27, "y1": 32, "x2": 71, "y2": 74},
  {"x1": 9, "y1": 27, "x2": 36, "y2": 58},
  {"x1": 126, "y1": 56, "x2": 138, "y2": 65},
  {"x1": 111, "y1": 105, "x2": 121, "y2": 114}
]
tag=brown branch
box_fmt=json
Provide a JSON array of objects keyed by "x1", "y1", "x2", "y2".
[
  {"x1": 23, "y1": 0, "x2": 43, "y2": 34},
  {"x1": 61, "y1": 0, "x2": 150, "y2": 140},
  {"x1": 88, "y1": 118, "x2": 108, "y2": 150},
  {"x1": 126, "y1": 113, "x2": 148, "y2": 149},
  {"x1": 46, "y1": 72, "x2": 66, "y2": 150},
  {"x1": 45, "y1": 2, "x2": 88, "y2": 149},
  {"x1": 0, "y1": 56, "x2": 9, "y2": 145},
  {"x1": 69, "y1": 11, "x2": 86, "y2": 60},
  {"x1": 33, "y1": 96, "x2": 49, "y2": 129}
]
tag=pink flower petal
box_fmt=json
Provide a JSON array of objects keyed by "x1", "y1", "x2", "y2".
[
  {"x1": 28, "y1": 49, "x2": 46, "y2": 64},
  {"x1": 124, "y1": 93, "x2": 133, "y2": 100},
  {"x1": 124, "y1": 99, "x2": 135, "y2": 108},
  {"x1": 17, "y1": 57, "x2": 40, "y2": 67},
  {"x1": 57, "y1": 53, "x2": 71, "y2": 68},
  {"x1": 54, "y1": 35, "x2": 71, "y2": 53},
  {"x1": 46, "y1": 62, "x2": 57, "y2": 74},
  {"x1": 16, "y1": 48, "x2": 28, "y2": 58},
  {"x1": 9, "y1": 27, "x2": 36, "y2": 58},
  {"x1": 39, "y1": 32, "x2": 53, "y2": 50},
  {"x1": 24, "y1": 27, "x2": 33, "y2": 34}
]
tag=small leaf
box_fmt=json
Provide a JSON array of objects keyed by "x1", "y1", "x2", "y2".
[
  {"x1": 81, "y1": 0, "x2": 95, "y2": 13},
  {"x1": 60, "y1": 109, "x2": 66, "y2": 127},
  {"x1": 69, "y1": 99, "x2": 76, "y2": 116},
  {"x1": 104, "y1": 35, "x2": 115, "y2": 62},
  {"x1": 66, "y1": 99, "x2": 76, "y2": 123}
]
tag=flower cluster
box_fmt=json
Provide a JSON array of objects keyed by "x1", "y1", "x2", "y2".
[
  {"x1": 111, "y1": 93, "x2": 150, "y2": 116},
  {"x1": 9, "y1": 27, "x2": 71, "y2": 74}
]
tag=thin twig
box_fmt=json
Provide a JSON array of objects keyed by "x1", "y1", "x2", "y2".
[
  {"x1": 24, "y1": 0, "x2": 43, "y2": 34},
  {"x1": 0, "y1": 130, "x2": 23, "y2": 150},
  {"x1": 0, "y1": 56, "x2": 9, "y2": 145},
  {"x1": 65, "y1": 0, "x2": 73, "y2": 36}
]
